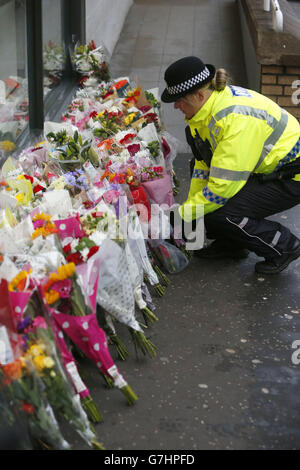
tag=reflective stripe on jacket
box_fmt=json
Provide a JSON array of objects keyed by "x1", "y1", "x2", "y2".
[{"x1": 179, "y1": 85, "x2": 300, "y2": 222}]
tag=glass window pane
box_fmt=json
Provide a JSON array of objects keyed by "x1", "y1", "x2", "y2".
[
  {"x1": 42, "y1": 0, "x2": 65, "y2": 98},
  {"x1": 0, "y1": 0, "x2": 28, "y2": 161}
]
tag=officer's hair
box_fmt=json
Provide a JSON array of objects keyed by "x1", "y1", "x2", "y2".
[{"x1": 210, "y1": 68, "x2": 230, "y2": 91}]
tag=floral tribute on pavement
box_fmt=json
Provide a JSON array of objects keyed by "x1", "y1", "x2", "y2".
[{"x1": 0, "y1": 41, "x2": 190, "y2": 450}]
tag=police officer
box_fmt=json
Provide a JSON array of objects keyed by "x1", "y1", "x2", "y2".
[{"x1": 161, "y1": 56, "x2": 300, "y2": 274}]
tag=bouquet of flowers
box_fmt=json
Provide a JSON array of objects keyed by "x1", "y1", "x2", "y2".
[
  {"x1": 96, "y1": 238, "x2": 156, "y2": 358},
  {"x1": 147, "y1": 239, "x2": 189, "y2": 274},
  {"x1": 46, "y1": 130, "x2": 98, "y2": 172},
  {"x1": 71, "y1": 40, "x2": 110, "y2": 84},
  {"x1": 0, "y1": 280, "x2": 70, "y2": 450},
  {"x1": 23, "y1": 323, "x2": 104, "y2": 449},
  {"x1": 0, "y1": 357, "x2": 71, "y2": 450},
  {"x1": 5, "y1": 258, "x2": 103, "y2": 428},
  {"x1": 41, "y1": 260, "x2": 138, "y2": 405},
  {"x1": 43, "y1": 40, "x2": 65, "y2": 88}
]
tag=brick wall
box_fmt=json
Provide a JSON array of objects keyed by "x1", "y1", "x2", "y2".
[{"x1": 261, "y1": 65, "x2": 300, "y2": 121}]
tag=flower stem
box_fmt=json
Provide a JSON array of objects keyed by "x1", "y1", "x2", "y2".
[
  {"x1": 154, "y1": 283, "x2": 165, "y2": 297},
  {"x1": 180, "y1": 245, "x2": 192, "y2": 260},
  {"x1": 130, "y1": 329, "x2": 157, "y2": 358},
  {"x1": 153, "y1": 264, "x2": 170, "y2": 287},
  {"x1": 109, "y1": 333, "x2": 130, "y2": 361},
  {"x1": 81, "y1": 395, "x2": 102, "y2": 423},
  {"x1": 92, "y1": 439, "x2": 106, "y2": 450},
  {"x1": 142, "y1": 307, "x2": 158, "y2": 325},
  {"x1": 102, "y1": 373, "x2": 114, "y2": 388},
  {"x1": 121, "y1": 384, "x2": 138, "y2": 406}
]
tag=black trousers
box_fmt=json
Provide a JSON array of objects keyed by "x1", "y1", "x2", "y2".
[{"x1": 204, "y1": 175, "x2": 300, "y2": 259}]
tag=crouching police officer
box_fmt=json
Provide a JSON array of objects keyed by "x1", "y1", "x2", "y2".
[{"x1": 161, "y1": 56, "x2": 300, "y2": 274}]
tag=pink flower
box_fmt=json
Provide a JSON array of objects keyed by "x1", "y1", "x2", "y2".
[
  {"x1": 103, "y1": 189, "x2": 120, "y2": 204},
  {"x1": 51, "y1": 279, "x2": 73, "y2": 298},
  {"x1": 32, "y1": 316, "x2": 48, "y2": 331},
  {"x1": 33, "y1": 219, "x2": 45, "y2": 229}
]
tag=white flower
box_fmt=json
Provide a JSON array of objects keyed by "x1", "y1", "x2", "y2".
[
  {"x1": 109, "y1": 105, "x2": 122, "y2": 114},
  {"x1": 89, "y1": 231, "x2": 107, "y2": 246},
  {"x1": 71, "y1": 238, "x2": 79, "y2": 252},
  {"x1": 81, "y1": 247, "x2": 89, "y2": 262}
]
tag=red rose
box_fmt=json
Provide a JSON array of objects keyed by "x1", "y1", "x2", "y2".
[
  {"x1": 120, "y1": 133, "x2": 136, "y2": 145},
  {"x1": 24, "y1": 175, "x2": 34, "y2": 184},
  {"x1": 127, "y1": 143, "x2": 140, "y2": 156},
  {"x1": 66, "y1": 252, "x2": 83, "y2": 265},
  {"x1": 138, "y1": 105, "x2": 152, "y2": 114},
  {"x1": 33, "y1": 184, "x2": 44, "y2": 194},
  {"x1": 87, "y1": 246, "x2": 99, "y2": 259},
  {"x1": 63, "y1": 243, "x2": 72, "y2": 254},
  {"x1": 161, "y1": 137, "x2": 171, "y2": 158},
  {"x1": 102, "y1": 90, "x2": 114, "y2": 100}
]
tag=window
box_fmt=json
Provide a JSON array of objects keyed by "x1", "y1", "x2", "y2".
[
  {"x1": 0, "y1": 0, "x2": 86, "y2": 161},
  {"x1": 0, "y1": 0, "x2": 28, "y2": 161},
  {"x1": 42, "y1": 0, "x2": 65, "y2": 98}
]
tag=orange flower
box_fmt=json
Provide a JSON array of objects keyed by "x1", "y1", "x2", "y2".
[
  {"x1": 2, "y1": 359, "x2": 23, "y2": 380},
  {"x1": 8, "y1": 268, "x2": 32, "y2": 292},
  {"x1": 43, "y1": 263, "x2": 75, "y2": 304},
  {"x1": 32, "y1": 222, "x2": 58, "y2": 240},
  {"x1": 44, "y1": 289, "x2": 60, "y2": 305},
  {"x1": 97, "y1": 138, "x2": 114, "y2": 151}
]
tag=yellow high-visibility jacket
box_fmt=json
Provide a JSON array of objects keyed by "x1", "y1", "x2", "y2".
[{"x1": 179, "y1": 85, "x2": 300, "y2": 222}]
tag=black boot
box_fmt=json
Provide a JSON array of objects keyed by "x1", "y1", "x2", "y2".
[
  {"x1": 255, "y1": 238, "x2": 300, "y2": 274},
  {"x1": 194, "y1": 239, "x2": 249, "y2": 260}
]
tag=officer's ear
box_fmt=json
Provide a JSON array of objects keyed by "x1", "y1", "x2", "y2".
[{"x1": 195, "y1": 88, "x2": 206, "y2": 105}]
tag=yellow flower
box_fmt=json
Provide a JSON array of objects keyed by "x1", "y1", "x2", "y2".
[
  {"x1": 124, "y1": 113, "x2": 136, "y2": 126},
  {"x1": 33, "y1": 355, "x2": 46, "y2": 372},
  {"x1": 44, "y1": 289, "x2": 60, "y2": 305},
  {"x1": 0, "y1": 140, "x2": 15, "y2": 152},
  {"x1": 16, "y1": 193, "x2": 25, "y2": 203},
  {"x1": 28, "y1": 345, "x2": 44, "y2": 357},
  {"x1": 43, "y1": 357, "x2": 55, "y2": 369},
  {"x1": 32, "y1": 212, "x2": 52, "y2": 222},
  {"x1": 97, "y1": 111, "x2": 104, "y2": 118},
  {"x1": 35, "y1": 141, "x2": 46, "y2": 148}
]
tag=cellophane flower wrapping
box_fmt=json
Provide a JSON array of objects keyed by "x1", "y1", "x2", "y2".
[
  {"x1": 41, "y1": 257, "x2": 138, "y2": 404},
  {"x1": 96, "y1": 239, "x2": 141, "y2": 333},
  {"x1": 0, "y1": 281, "x2": 70, "y2": 450},
  {"x1": 141, "y1": 172, "x2": 175, "y2": 208},
  {"x1": 148, "y1": 239, "x2": 189, "y2": 274},
  {"x1": 5, "y1": 265, "x2": 104, "y2": 448}
]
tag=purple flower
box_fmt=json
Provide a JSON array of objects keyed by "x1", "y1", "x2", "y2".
[
  {"x1": 64, "y1": 172, "x2": 76, "y2": 186},
  {"x1": 17, "y1": 315, "x2": 31, "y2": 333}
]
